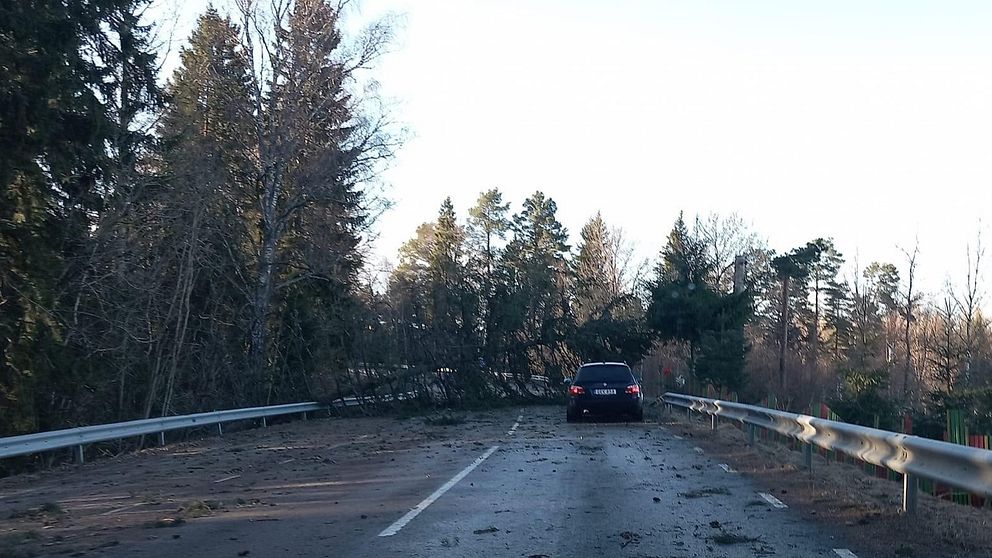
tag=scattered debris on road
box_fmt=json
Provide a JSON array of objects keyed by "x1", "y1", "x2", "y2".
[
  {"x1": 619, "y1": 530, "x2": 641, "y2": 547},
  {"x1": 678, "y1": 486, "x2": 730, "y2": 499}
]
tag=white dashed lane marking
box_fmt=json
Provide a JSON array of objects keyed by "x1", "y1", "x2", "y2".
[
  {"x1": 758, "y1": 492, "x2": 788, "y2": 509},
  {"x1": 378, "y1": 445, "x2": 500, "y2": 537},
  {"x1": 507, "y1": 414, "x2": 523, "y2": 435},
  {"x1": 693, "y1": 447, "x2": 704, "y2": 454},
  {"x1": 718, "y1": 463, "x2": 736, "y2": 473},
  {"x1": 833, "y1": 550, "x2": 858, "y2": 558},
  {"x1": 673, "y1": 435, "x2": 684, "y2": 440}
]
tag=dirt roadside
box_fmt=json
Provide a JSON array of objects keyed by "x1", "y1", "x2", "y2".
[
  {"x1": 665, "y1": 411, "x2": 992, "y2": 558},
  {"x1": 0, "y1": 409, "x2": 515, "y2": 558}
]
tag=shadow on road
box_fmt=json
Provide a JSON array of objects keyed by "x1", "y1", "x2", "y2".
[{"x1": 568, "y1": 414, "x2": 644, "y2": 424}]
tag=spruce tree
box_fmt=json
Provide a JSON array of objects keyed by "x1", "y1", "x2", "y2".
[
  {"x1": 648, "y1": 213, "x2": 750, "y2": 390},
  {"x1": 0, "y1": 0, "x2": 158, "y2": 433},
  {"x1": 571, "y1": 213, "x2": 652, "y2": 364},
  {"x1": 503, "y1": 192, "x2": 574, "y2": 380}
]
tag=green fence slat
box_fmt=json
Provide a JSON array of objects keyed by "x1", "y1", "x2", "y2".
[{"x1": 946, "y1": 409, "x2": 970, "y2": 505}]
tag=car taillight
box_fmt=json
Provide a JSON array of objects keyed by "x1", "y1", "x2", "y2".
[
  {"x1": 626, "y1": 384, "x2": 640, "y2": 394},
  {"x1": 569, "y1": 385, "x2": 585, "y2": 396}
]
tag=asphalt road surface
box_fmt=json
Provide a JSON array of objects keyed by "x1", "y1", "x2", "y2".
[{"x1": 71, "y1": 406, "x2": 860, "y2": 558}]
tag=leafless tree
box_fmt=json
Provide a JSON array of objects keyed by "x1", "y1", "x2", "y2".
[
  {"x1": 927, "y1": 293, "x2": 962, "y2": 392},
  {"x1": 898, "y1": 240, "x2": 920, "y2": 400},
  {"x1": 952, "y1": 227, "x2": 984, "y2": 388},
  {"x1": 695, "y1": 212, "x2": 763, "y2": 292}
]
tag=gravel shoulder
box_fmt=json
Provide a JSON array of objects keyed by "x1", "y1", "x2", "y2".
[{"x1": 667, "y1": 410, "x2": 992, "y2": 558}]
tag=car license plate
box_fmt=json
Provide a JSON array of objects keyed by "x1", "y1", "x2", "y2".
[{"x1": 593, "y1": 389, "x2": 616, "y2": 395}]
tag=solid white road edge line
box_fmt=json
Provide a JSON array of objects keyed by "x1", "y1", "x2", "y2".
[
  {"x1": 718, "y1": 463, "x2": 736, "y2": 473},
  {"x1": 833, "y1": 550, "x2": 858, "y2": 558},
  {"x1": 758, "y1": 492, "x2": 788, "y2": 509},
  {"x1": 378, "y1": 445, "x2": 500, "y2": 537}
]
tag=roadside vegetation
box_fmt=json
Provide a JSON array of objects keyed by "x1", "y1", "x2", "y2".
[{"x1": 2, "y1": 0, "x2": 989, "y2": 453}]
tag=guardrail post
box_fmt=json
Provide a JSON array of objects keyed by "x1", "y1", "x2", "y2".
[
  {"x1": 301, "y1": 411, "x2": 308, "y2": 421},
  {"x1": 902, "y1": 473, "x2": 918, "y2": 514},
  {"x1": 748, "y1": 424, "x2": 756, "y2": 445},
  {"x1": 75, "y1": 445, "x2": 85, "y2": 464},
  {"x1": 711, "y1": 414, "x2": 718, "y2": 430},
  {"x1": 803, "y1": 442, "x2": 813, "y2": 470},
  {"x1": 261, "y1": 416, "x2": 267, "y2": 428},
  {"x1": 687, "y1": 407, "x2": 691, "y2": 419},
  {"x1": 217, "y1": 423, "x2": 224, "y2": 437},
  {"x1": 158, "y1": 432, "x2": 166, "y2": 446}
]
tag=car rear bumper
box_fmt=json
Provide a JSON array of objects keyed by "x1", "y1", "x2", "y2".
[{"x1": 568, "y1": 397, "x2": 642, "y2": 415}]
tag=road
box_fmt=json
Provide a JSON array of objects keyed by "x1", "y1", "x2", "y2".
[
  {"x1": 371, "y1": 411, "x2": 847, "y2": 558},
  {"x1": 0, "y1": 406, "x2": 863, "y2": 557},
  {"x1": 124, "y1": 408, "x2": 852, "y2": 556}
]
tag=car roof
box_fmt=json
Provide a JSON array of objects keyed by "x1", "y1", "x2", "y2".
[{"x1": 579, "y1": 362, "x2": 628, "y2": 367}]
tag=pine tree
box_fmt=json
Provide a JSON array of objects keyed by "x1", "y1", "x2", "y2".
[
  {"x1": 770, "y1": 243, "x2": 820, "y2": 390},
  {"x1": 467, "y1": 189, "x2": 511, "y2": 280},
  {"x1": 466, "y1": 189, "x2": 511, "y2": 375},
  {"x1": 823, "y1": 275, "x2": 854, "y2": 362},
  {"x1": 848, "y1": 262, "x2": 899, "y2": 369},
  {"x1": 807, "y1": 239, "x2": 843, "y2": 366}
]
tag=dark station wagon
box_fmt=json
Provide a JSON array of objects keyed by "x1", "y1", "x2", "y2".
[{"x1": 566, "y1": 362, "x2": 643, "y2": 422}]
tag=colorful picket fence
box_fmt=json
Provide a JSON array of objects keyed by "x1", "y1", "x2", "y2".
[
  {"x1": 810, "y1": 403, "x2": 990, "y2": 508},
  {"x1": 688, "y1": 386, "x2": 989, "y2": 509}
]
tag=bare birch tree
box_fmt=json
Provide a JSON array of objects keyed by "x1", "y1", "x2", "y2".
[{"x1": 235, "y1": 0, "x2": 395, "y2": 400}]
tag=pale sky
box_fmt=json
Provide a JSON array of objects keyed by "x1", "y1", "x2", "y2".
[{"x1": 162, "y1": 0, "x2": 992, "y2": 297}]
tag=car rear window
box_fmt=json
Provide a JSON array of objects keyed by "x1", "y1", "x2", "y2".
[{"x1": 575, "y1": 364, "x2": 633, "y2": 383}]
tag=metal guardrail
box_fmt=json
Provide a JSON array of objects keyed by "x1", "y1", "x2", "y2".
[
  {"x1": 662, "y1": 392, "x2": 992, "y2": 514},
  {"x1": 0, "y1": 392, "x2": 414, "y2": 464}
]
